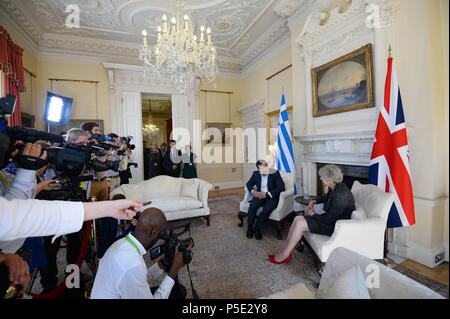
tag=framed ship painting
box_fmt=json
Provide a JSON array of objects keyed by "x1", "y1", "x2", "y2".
[{"x1": 312, "y1": 44, "x2": 374, "y2": 117}]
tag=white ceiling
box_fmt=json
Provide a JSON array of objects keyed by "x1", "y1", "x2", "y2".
[{"x1": 0, "y1": 0, "x2": 309, "y2": 74}]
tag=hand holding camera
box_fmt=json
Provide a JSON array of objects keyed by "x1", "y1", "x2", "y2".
[
  {"x1": 168, "y1": 242, "x2": 193, "y2": 280},
  {"x1": 16, "y1": 143, "x2": 48, "y2": 170},
  {"x1": 0, "y1": 253, "x2": 30, "y2": 298}
]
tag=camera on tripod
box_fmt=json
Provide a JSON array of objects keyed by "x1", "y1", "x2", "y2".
[{"x1": 149, "y1": 223, "x2": 194, "y2": 273}]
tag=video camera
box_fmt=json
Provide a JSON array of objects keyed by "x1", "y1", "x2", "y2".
[
  {"x1": 1, "y1": 94, "x2": 66, "y2": 170},
  {"x1": 123, "y1": 136, "x2": 135, "y2": 150},
  {"x1": 117, "y1": 136, "x2": 136, "y2": 155},
  {"x1": 149, "y1": 223, "x2": 194, "y2": 273}
]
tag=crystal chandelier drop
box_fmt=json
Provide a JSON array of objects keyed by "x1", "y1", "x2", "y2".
[{"x1": 139, "y1": 0, "x2": 218, "y2": 93}]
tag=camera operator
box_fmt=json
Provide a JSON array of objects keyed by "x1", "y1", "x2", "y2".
[
  {"x1": 104, "y1": 133, "x2": 122, "y2": 191},
  {"x1": 0, "y1": 143, "x2": 50, "y2": 256},
  {"x1": 0, "y1": 142, "x2": 46, "y2": 201},
  {"x1": 118, "y1": 136, "x2": 134, "y2": 185},
  {"x1": 0, "y1": 197, "x2": 143, "y2": 297},
  {"x1": 80, "y1": 122, "x2": 109, "y2": 202},
  {"x1": 36, "y1": 129, "x2": 90, "y2": 292},
  {"x1": 90, "y1": 208, "x2": 191, "y2": 299},
  {"x1": 80, "y1": 122, "x2": 100, "y2": 136}
]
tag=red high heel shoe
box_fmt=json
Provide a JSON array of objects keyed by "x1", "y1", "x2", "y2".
[
  {"x1": 268, "y1": 255, "x2": 292, "y2": 264},
  {"x1": 268, "y1": 254, "x2": 274, "y2": 259}
]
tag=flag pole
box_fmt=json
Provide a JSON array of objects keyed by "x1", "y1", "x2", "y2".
[{"x1": 383, "y1": 44, "x2": 397, "y2": 268}]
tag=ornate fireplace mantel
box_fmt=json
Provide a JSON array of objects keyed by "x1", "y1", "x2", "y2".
[{"x1": 294, "y1": 131, "x2": 375, "y2": 196}]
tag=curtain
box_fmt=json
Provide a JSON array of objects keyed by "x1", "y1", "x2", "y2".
[
  {"x1": 166, "y1": 119, "x2": 172, "y2": 145},
  {"x1": 0, "y1": 25, "x2": 25, "y2": 126}
]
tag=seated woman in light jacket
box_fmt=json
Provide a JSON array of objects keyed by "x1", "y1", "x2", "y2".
[{"x1": 268, "y1": 164, "x2": 355, "y2": 264}]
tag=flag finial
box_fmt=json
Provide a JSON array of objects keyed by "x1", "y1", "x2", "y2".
[{"x1": 388, "y1": 45, "x2": 392, "y2": 58}]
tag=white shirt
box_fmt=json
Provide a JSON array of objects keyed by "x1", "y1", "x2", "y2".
[
  {"x1": 0, "y1": 197, "x2": 84, "y2": 242},
  {"x1": 0, "y1": 168, "x2": 36, "y2": 201},
  {"x1": 0, "y1": 168, "x2": 40, "y2": 253},
  {"x1": 251, "y1": 174, "x2": 272, "y2": 198},
  {"x1": 90, "y1": 234, "x2": 174, "y2": 299},
  {"x1": 260, "y1": 174, "x2": 269, "y2": 193}
]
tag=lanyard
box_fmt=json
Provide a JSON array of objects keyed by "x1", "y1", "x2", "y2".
[
  {"x1": 126, "y1": 235, "x2": 141, "y2": 255},
  {"x1": 0, "y1": 172, "x2": 11, "y2": 187}
]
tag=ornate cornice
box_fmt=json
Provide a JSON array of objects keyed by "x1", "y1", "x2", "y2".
[{"x1": 239, "y1": 18, "x2": 290, "y2": 70}]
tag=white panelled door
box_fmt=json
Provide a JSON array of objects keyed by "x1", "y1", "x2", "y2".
[{"x1": 121, "y1": 91, "x2": 143, "y2": 183}]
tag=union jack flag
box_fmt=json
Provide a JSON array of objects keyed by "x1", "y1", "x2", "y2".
[{"x1": 369, "y1": 57, "x2": 415, "y2": 228}]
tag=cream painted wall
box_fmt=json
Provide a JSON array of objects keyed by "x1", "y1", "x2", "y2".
[
  {"x1": 391, "y1": 0, "x2": 448, "y2": 264},
  {"x1": 241, "y1": 46, "x2": 293, "y2": 114},
  {"x1": 197, "y1": 77, "x2": 244, "y2": 187},
  {"x1": 17, "y1": 50, "x2": 111, "y2": 133},
  {"x1": 33, "y1": 60, "x2": 111, "y2": 133},
  {"x1": 287, "y1": 0, "x2": 448, "y2": 266}
]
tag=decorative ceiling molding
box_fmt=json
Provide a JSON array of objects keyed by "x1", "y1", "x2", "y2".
[
  {"x1": 238, "y1": 18, "x2": 290, "y2": 70},
  {"x1": 240, "y1": 30, "x2": 291, "y2": 80},
  {"x1": 0, "y1": 0, "x2": 286, "y2": 75}
]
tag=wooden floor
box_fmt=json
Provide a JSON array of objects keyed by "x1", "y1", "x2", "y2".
[
  {"x1": 208, "y1": 188, "x2": 449, "y2": 287},
  {"x1": 400, "y1": 260, "x2": 449, "y2": 286}
]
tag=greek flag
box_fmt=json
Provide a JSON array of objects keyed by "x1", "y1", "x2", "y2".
[{"x1": 275, "y1": 93, "x2": 297, "y2": 195}]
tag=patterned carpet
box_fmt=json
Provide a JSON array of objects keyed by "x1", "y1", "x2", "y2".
[
  {"x1": 29, "y1": 193, "x2": 448, "y2": 299},
  {"x1": 146, "y1": 194, "x2": 321, "y2": 299}
]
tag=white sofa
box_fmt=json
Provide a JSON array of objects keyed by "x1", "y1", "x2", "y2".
[
  {"x1": 238, "y1": 171, "x2": 295, "y2": 239},
  {"x1": 111, "y1": 175, "x2": 213, "y2": 225},
  {"x1": 301, "y1": 181, "x2": 395, "y2": 270},
  {"x1": 262, "y1": 247, "x2": 444, "y2": 299}
]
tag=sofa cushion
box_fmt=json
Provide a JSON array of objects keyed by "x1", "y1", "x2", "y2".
[
  {"x1": 303, "y1": 232, "x2": 330, "y2": 261},
  {"x1": 260, "y1": 283, "x2": 314, "y2": 299},
  {"x1": 351, "y1": 203, "x2": 367, "y2": 220},
  {"x1": 351, "y1": 181, "x2": 392, "y2": 220},
  {"x1": 180, "y1": 179, "x2": 199, "y2": 199},
  {"x1": 114, "y1": 175, "x2": 183, "y2": 200},
  {"x1": 144, "y1": 197, "x2": 203, "y2": 213},
  {"x1": 324, "y1": 265, "x2": 371, "y2": 299}
]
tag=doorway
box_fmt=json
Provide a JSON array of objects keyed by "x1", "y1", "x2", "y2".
[{"x1": 142, "y1": 94, "x2": 172, "y2": 180}]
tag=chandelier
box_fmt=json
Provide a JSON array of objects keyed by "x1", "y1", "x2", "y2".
[
  {"x1": 139, "y1": 0, "x2": 218, "y2": 93},
  {"x1": 143, "y1": 123, "x2": 160, "y2": 135}
]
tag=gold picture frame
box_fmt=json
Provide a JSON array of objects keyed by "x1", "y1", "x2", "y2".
[
  {"x1": 266, "y1": 106, "x2": 294, "y2": 146},
  {"x1": 205, "y1": 122, "x2": 232, "y2": 146},
  {"x1": 312, "y1": 44, "x2": 374, "y2": 117}
]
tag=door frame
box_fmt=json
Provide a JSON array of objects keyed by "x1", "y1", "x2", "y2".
[{"x1": 104, "y1": 63, "x2": 199, "y2": 183}]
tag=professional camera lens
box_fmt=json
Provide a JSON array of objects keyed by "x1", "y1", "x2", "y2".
[
  {"x1": 45, "y1": 146, "x2": 88, "y2": 177},
  {"x1": 90, "y1": 159, "x2": 120, "y2": 172}
]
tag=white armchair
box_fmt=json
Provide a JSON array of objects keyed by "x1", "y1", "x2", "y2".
[
  {"x1": 238, "y1": 171, "x2": 295, "y2": 239},
  {"x1": 301, "y1": 181, "x2": 395, "y2": 272}
]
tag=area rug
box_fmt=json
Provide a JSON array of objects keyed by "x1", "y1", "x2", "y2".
[
  {"x1": 208, "y1": 193, "x2": 243, "y2": 215},
  {"x1": 148, "y1": 212, "x2": 321, "y2": 299},
  {"x1": 393, "y1": 265, "x2": 449, "y2": 298}
]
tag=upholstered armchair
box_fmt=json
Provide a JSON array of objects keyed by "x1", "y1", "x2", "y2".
[
  {"x1": 238, "y1": 171, "x2": 295, "y2": 239},
  {"x1": 299, "y1": 181, "x2": 395, "y2": 272}
]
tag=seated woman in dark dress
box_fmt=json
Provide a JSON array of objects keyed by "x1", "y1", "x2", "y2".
[{"x1": 268, "y1": 164, "x2": 355, "y2": 264}]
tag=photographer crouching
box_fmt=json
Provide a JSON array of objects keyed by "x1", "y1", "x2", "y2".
[{"x1": 91, "y1": 208, "x2": 192, "y2": 299}]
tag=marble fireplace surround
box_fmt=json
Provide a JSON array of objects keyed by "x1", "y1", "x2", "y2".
[{"x1": 294, "y1": 131, "x2": 375, "y2": 197}]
